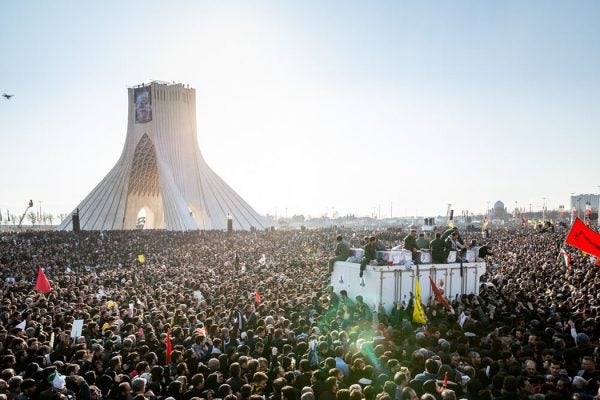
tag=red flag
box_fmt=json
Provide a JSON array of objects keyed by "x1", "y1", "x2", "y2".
[
  {"x1": 34, "y1": 267, "x2": 52, "y2": 293},
  {"x1": 165, "y1": 329, "x2": 172, "y2": 364},
  {"x1": 429, "y1": 276, "x2": 452, "y2": 311},
  {"x1": 443, "y1": 371, "x2": 448, "y2": 388},
  {"x1": 255, "y1": 290, "x2": 261, "y2": 305},
  {"x1": 565, "y1": 218, "x2": 600, "y2": 259}
]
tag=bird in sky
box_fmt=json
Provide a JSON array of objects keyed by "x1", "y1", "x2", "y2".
[{"x1": 2, "y1": 93, "x2": 14, "y2": 100}]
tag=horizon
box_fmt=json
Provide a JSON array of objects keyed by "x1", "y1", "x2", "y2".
[{"x1": 1, "y1": 1, "x2": 599, "y2": 221}]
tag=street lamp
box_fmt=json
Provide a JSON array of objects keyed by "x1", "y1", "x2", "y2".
[{"x1": 17, "y1": 200, "x2": 34, "y2": 231}]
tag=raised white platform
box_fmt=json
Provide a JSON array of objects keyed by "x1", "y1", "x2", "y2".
[{"x1": 331, "y1": 261, "x2": 486, "y2": 314}]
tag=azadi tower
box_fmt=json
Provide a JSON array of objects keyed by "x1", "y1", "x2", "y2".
[{"x1": 57, "y1": 82, "x2": 267, "y2": 231}]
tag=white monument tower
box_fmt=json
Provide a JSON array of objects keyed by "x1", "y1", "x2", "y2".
[{"x1": 57, "y1": 82, "x2": 267, "y2": 231}]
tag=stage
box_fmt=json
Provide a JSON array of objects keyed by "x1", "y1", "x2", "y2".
[{"x1": 331, "y1": 261, "x2": 486, "y2": 314}]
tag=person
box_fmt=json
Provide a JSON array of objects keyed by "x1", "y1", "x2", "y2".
[
  {"x1": 477, "y1": 243, "x2": 492, "y2": 259},
  {"x1": 339, "y1": 290, "x2": 354, "y2": 314},
  {"x1": 353, "y1": 296, "x2": 372, "y2": 325},
  {"x1": 328, "y1": 235, "x2": 351, "y2": 273},
  {"x1": 404, "y1": 230, "x2": 421, "y2": 264},
  {"x1": 359, "y1": 237, "x2": 377, "y2": 277},
  {"x1": 445, "y1": 231, "x2": 466, "y2": 261},
  {"x1": 416, "y1": 233, "x2": 430, "y2": 250},
  {"x1": 429, "y1": 233, "x2": 447, "y2": 264}
]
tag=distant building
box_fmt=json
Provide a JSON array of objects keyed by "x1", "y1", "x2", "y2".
[
  {"x1": 570, "y1": 194, "x2": 600, "y2": 217},
  {"x1": 493, "y1": 200, "x2": 508, "y2": 220}
]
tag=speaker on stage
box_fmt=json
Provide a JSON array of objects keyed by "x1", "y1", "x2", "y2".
[{"x1": 72, "y1": 210, "x2": 81, "y2": 233}]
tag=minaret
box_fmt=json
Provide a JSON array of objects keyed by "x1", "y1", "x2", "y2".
[{"x1": 57, "y1": 82, "x2": 267, "y2": 231}]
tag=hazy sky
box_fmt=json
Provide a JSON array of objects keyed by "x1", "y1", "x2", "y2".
[{"x1": 1, "y1": 1, "x2": 599, "y2": 219}]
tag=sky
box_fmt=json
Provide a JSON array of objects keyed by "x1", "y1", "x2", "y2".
[{"x1": 1, "y1": 1, "x2": 599, "y2": 220}]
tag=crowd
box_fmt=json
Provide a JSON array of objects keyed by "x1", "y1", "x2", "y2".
[{"x1": 0, "y1": 224, "x2": 598, "y2": 400}]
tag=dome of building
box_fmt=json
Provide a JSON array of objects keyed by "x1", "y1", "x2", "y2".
[{"x1": 494, "y1": 200, "x2": 505, "y2": 210}]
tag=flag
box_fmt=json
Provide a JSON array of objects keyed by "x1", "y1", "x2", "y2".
[
  {"x1": 443, "y1": 371, "x2": 448, "y2": 388},
  {"x1": 559, "y1": 248, "x2": 571, "y2": 269},
  {"x1": 15, "y1": 320, "x2": 26, "y2": 330},
  {"x1": 255, "y1": 290, "x2": 261, "y2": 305},
  {"x1": 137, "y1": 254, "x2": 145, "y2": 264},
  {"x1": 565, "y1": 218, "x2": 600, "y2": 259},
  {"x1": 458, "y1": 311, "x2": 468, "y2": 328},
  {"x1": 429, "y1": 276, "x2": 452, "y2": 311},
  {"x1": 165, "y1": 328, "x2": 172, "y2": 364},
  {"x1": 34, "y1": 267, "x2": 52, "y2": 293},
  {"x1": 412, "y1": 276, "x2": 427, "y2": 324}
]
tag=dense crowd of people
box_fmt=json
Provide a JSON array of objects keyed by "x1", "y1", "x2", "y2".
[{"x1": 0, "y1": 224, "x2": 599, "y2": 400}]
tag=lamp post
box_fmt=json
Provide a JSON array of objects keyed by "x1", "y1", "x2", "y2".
[
  {"x1": 227, "y1": 213, "x2": 233, "y2": 236},
  {"x1": 542, "y1": 197, "x2": 546, "y2": 221},
  {"x1": 17, "y1": 200, "x2": 34, "y2": 231}
]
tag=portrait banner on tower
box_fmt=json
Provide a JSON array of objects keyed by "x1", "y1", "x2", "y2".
[{"x1": 134, "y1": 86, "x2": 152, "y2": 123}]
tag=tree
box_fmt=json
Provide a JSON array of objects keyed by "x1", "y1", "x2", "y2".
[
  {"x1": 291, "y1": 214, "x2": 305, "y2": 223},
  {"x1": 27, "y1": 212, "x2": 37, "y2": 226},
  {"x1": 58, "y1": 213, "x2": 67, "y2": 222},
  {"x1": 47, "y1": 214, "x2": 54, "y2": 226}
]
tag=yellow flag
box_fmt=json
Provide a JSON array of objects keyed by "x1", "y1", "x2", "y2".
[
  {"x1": 413, "y1": 276, "x2": 427, "y2": 324},
  {"x1": 137, "y1": 254, "x2": 145, "y2": 263},
  {"x1": 448, "y1": 222, "x2": 454, "y2": 228},
  {"x1": 582, "y1": 251, "x2": 587, "y2": 257}
]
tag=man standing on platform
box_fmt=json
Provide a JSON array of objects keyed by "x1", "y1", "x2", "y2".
[
  {"x1": 430, "y1": 233, "x2": 447, "y2": 264},
  {"x1": 404, "y1": 229, "x2": 421, "y2": 264},
  {"x1": 416, "y1": 232, "x2": 430, "y2": 250},
  {"x1": 328, "y1": 235, "x2": 351, "y2": 273},
  {"x1": 446, "y1": 230, "x2": 467, "y2": 261}
]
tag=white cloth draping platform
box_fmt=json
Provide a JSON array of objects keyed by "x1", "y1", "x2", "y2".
[{"x1": 331, "y1": 261, "x2": 486, "y2": 314}]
